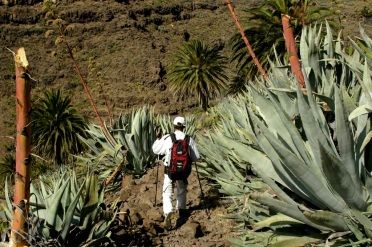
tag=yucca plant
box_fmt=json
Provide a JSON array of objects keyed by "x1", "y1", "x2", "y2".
[{"x1": 197, "y1": 24, "x2": 372, "y2": 246}]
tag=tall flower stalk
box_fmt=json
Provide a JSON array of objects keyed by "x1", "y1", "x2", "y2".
[
  {"x1": 226, "y1": 0, "x2": 268, "y2": 81},
  {"x1": 282, "y1": 14, "x2": 305, "y2": 88}
]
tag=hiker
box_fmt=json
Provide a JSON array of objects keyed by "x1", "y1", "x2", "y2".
[{"x1": 152, "y1": 116, "x2": 200, "y2": 230}]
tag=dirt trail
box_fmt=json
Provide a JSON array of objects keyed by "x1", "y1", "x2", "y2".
[{"x1": 112, "y1": 165, "x2": 238, "y2": 246}]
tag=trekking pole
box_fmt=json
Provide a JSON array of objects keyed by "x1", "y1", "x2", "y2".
[
  {"x1": 194, "y1": 162, "x2": 209, "y2": 218},
  {"x1": 154, "y1": 154, "x2": 160, "y2": 207}
]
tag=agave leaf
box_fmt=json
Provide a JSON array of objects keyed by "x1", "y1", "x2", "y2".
[
  {"x1": 248, "y1": 104, "x2": 330, "y2": 208},
  {"x1": 300, "y1": 25, "x2": 321, "y2": 81},
  {"x1": 235, "y1": 128, "x2": 256, "y2": 143},
  {"x1": 361, "y1": 131, "x2": 372, "y2": 153},
  {"x1": 113, "y1": 144, "x2": 123, "y2": 159},
  {"x1": 30, "y1": 183, "x2": 48, "y2": 219},
  {"x1": 359, "y1": 25, "x2": 372, "y2": 50},
  {"x1": 297, "y1": 80, "x2": 336, "y2": 169},
  {"x1": 254, "y1": 213, "x2": 303, "y2": 228},
  {"x1": 313, "y1": 93, "x2": 335, "y2": 112},
  {"x1": 303, "y1": 210, "x2": 349, "y2": 232},
  {"x1": 61, "y1": 176, "x2": 72, "y2": 218},
  {"x1": 223, "y1": 158, "x2": 245, "y2": 181},
  {"x1": 253, "y1": 168, "x2": 298, "y2": 206},
  {"x1": 300, "y1": 25, "x2": 311, "y2": 71},
  {"x1": 39, "y1": 178, "x2": 50, "y2": 202},
  {"x1": 80, "y1": 173, "x2": 100, "y2": 230},
  {"x1": 319, "y1": 144, "x2": 366, "y2": 211},
  {"x1": 0, "y1": 211, "x2": 6, "y2": 222},
  {"x1": 303, "y1": 74, "x2": 330, "y2": 131},
  {"x1": 219, "y1": 132, "x2": 301, "y2": 194},
  {"x1": 214, "y1": 178, "x2": 246, "y2": 195},
  {"x1": 259, "y1": 129, "x2": 347, "y2": 213},
  {"x1": 250, "y1": 86, "x2": 310, "y2": 164},
  {"x1": 4, "y1": 179, "x2": 14, "y2": 220},
  {"x1": 70, "y1": 173, "x2": 83, "y2": 212},
  {"x1": 60, "y1": 180, "x2": 86, "y2": 243},
  {"x1": 365, "y1": 226, "x2": 372, "y2": 240},
  {"x1": 349, "y1": 209, "x2": 372, "y2": 231},
  {"x1": 246, "y1": 107, "x2": 323, "y2": 205},
  {"x1": 268, "y1": 236, "x2": 323, "y2": 247},
  {"x1": 229, "y1": 231, "x2": 306, "y2": 247},
  {"x1": 349, "y1": 105, "x2": 372, "y2": 120},
  {"x1": 251, "y1": 194, "x2": 331, "y2": 231},
  {"x1": 361, "y1": 56, "x2": 372, "y2": 102},
  {"x1": 344, "y1": 216, "x2": 366, "y2": 241},
  {"x1": 349, "y1": 37, "x2": 372, "y2": 68},
  {"x1": 355, "y1": 113, "x2": 370, "y2": 152},
  {"x1": 325, "y1": 22, "x2": 334, "y2": 60},
  {"x1": 336, "y1": 85, "x2": 364, "y2": 182},
  {"x1": 45, "y1": 178, "x2": 70, "y2": 230},
  {"x1": 88, "y1": 211, "x2": 117, "y2": 240}
]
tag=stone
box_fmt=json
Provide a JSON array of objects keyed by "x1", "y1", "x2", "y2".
[
  {"x1": 178, "y1": 220, "x2": 203, "y2": 239},
  {"x1": 146, "y1": 207, "x2": 163, "y2": 222}
]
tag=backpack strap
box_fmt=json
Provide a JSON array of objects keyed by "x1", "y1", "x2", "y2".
[
  {"x1": 185, "y1": 135, "x2": 191, "y2": 160},
  {"x1": 170, "y1": 133, "x2": 177, "y2": 143},
  {"x1": 170, "y1": 133, "x2": 190, "y2": 144},
  {"x1": 185, "y1": 134, "x2": 190, "y2": 145}
]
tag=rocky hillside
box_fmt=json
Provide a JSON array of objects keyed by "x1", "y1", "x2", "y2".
[{"x1": 0, "y1": 0, "x2": 369, "y2": 157}]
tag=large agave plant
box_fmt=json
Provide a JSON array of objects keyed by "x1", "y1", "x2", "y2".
[
  {"x1": 78, "y1": 106, "x2": 157, "y2": 187},
  {"x1": 28, "y1": 168, "x2": 118, "y2": 246},
  {"x1": 0, "y1": 168, "x2": 118, "y2": 246},
  {"x1": 197, "y1": 24, "x2": 372, "y2": 246}
]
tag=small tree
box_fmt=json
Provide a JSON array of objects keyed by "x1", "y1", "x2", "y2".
[{"x1": 167, "y1": 39, "x2": 228, "y2": 111}]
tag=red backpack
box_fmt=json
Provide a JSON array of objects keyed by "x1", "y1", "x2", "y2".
[{"x1": 165, "y1": 133, "x2": 192, "y2": 181}]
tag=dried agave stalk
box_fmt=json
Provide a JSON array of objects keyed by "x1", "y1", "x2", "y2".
[{"x1": 10, "y1": 47, "x2": 31, "y2": 247}]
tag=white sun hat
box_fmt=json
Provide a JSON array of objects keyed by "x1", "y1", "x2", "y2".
[{"x1": 173, "y1": 116, "x2": 186, "y2": 126}]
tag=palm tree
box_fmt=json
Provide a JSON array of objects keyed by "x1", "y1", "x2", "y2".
[
  {"x1": 229, "y1": 0, "x2": 336, "y2": 93},
  {"x1": 167, "y1": 39, "x2": 228, "y2": 111},
  {"x1": 32, "y1": 89, "x2": 88, "y2": 165}
]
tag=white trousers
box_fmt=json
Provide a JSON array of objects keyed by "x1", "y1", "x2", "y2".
[{"x1": 162, "y1": 174, "x2": 187, "y2": 215}]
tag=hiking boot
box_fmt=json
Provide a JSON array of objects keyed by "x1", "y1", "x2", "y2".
[
  {"x1": 163, "y1": 212, "x2": 174, "y2": 230},
  {"x1": 178, "y1": 209, "x2": 189, "y2": 218},
  {"x1": 176, "y1": 209, "x2": 189, "y2": 227}
]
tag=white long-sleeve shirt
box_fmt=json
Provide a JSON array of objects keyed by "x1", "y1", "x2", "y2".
[{"x1": 152, "y1": 130, "x2": 200, "y2": 167}]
